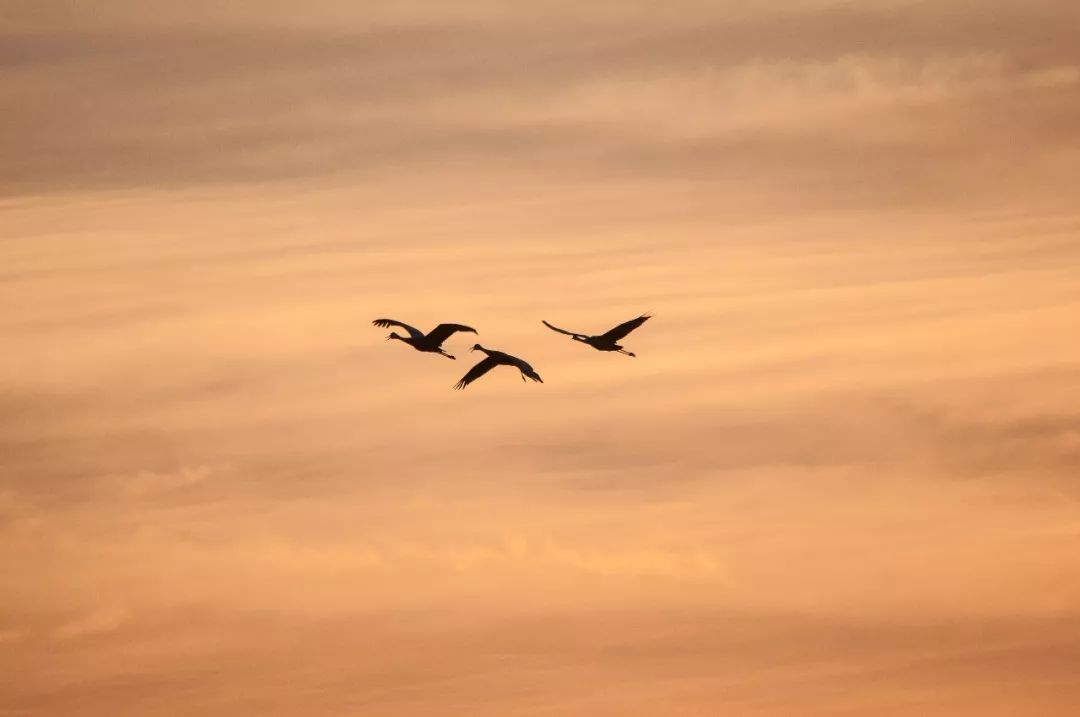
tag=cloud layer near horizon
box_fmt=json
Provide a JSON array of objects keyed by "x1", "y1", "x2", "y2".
[{"x1": 2, "y1": 1, "x2": 1080, "y2": 714}]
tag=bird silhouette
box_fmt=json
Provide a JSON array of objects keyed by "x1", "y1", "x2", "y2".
[
  {"x1": 454, "y1": 344, "x2": 543, "y2": 390},
  {"x1": 372, "y1": 318, "x2": 477, "y2": 359},
  {"x1": 541, "y1": 314, "x2": 651, "y2": 357}
]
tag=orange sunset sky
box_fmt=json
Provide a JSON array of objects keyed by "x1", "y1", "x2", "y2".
[{"x1": 3, "y1": 1, "x2": 1080, "y2": 714}]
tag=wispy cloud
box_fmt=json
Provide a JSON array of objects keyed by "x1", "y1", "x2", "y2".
[
  {"x1": 3, "y1": 1, "x2": 1078, "y2": 205},
  {"x1": 51, "y1": 607, "x2": 130, "y2": 641}
]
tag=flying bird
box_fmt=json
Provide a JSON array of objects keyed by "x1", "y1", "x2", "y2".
[
  {"x1": 372, "y1": 318, "x2": 477, "y2": 359},
  {"x1": 454, "y1": 344, "x2": 543, "y2": 390},
  {"x1": 541, "y1": 314, "x2": 651, "y2": 357}
]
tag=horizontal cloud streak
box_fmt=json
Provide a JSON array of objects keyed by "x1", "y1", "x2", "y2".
[{"x1": 3, "y1": 2, "x2": 1079, "y2": 205}]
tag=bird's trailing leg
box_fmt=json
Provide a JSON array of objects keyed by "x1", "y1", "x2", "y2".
[
  {"x1": 439, "y1": 349, "x2": 456, "y2": 360},
  {"x1": 617, "y1": 349, "x2": 636, "y2": 357}
]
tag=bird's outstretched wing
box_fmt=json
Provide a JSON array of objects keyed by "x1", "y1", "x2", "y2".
[
  {"x1": 598, "y1": 314, "x2": 651, "y2": 342},
  {"x1": 372, "y1": 318, "x2": 423, "y2": 340},
  {"x1": 425, "y1": 323, "x2": 477, "y2": 347},
  {"x1": 542, "y1": 320, "x2": 586, "y2": 339},
  {"x1": 510, "y1": 356, "x2": 543, "y2": 384},
  {"x1": 454, "y1": 356, "x2": 499, "y2": 390}
]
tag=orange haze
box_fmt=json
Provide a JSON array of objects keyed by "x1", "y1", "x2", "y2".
[{"x1": 3, "y1": 1, "x2": 1080, "y2": 714}]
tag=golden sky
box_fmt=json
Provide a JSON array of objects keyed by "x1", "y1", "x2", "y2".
[{"x1": 3, "y1": 1, "x2": 1080, "y2": 714}]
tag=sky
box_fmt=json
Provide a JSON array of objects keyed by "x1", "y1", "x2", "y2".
[{"x1": 2, "y1": 1, "x2": 1080, "y2": 714}]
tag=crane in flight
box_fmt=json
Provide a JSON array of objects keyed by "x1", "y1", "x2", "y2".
[
  {"x1": 454, "y1": 345, "x2": 543, "y2": 390},
  {"x1": 372, "y1": 318, "x2": 477, "y2": 360},
  {"x1": 541, "y1": 314, "x2": 651, "y2": 357}
]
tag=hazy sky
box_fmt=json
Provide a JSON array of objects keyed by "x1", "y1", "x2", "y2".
[{"x1": 3, "y1": 1, "x2": 1080, "y2": 714}]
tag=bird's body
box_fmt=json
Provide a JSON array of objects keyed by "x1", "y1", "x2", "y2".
[
  {"x1": 541, "y1": 314, "x2": 650, "y2": 356},
  {"x1": 454, "y1": 344, "x2": 543, "y2": 390},
  {"x1": 372, "y1": 318, "x2": 477, "y2": 359}
]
